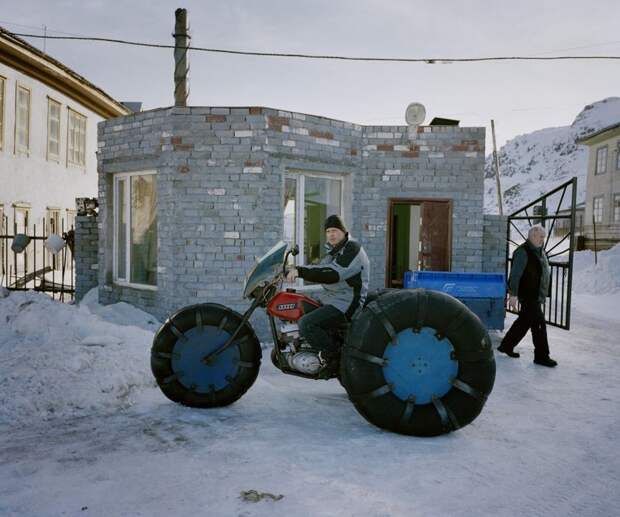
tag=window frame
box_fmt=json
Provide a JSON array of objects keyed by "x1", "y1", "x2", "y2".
[
  {"x1": 67, "y1": 107, "x2": 87, "y2": 167},
  {"x1": 616, "y1": 141, "x2": 620, "y2": 171},
  {"x1": 0, "y1": 204, "x2": 4, "y2": 276},
  {"x1": 113, "y1": 170, "x2": 158, "y2": 290},
  {"x1": 614, "y1": 193, "x2": 620, "y2": 224},
  {"x1": 593, "y1": 195, "x2": 604, "y2": 224},
  {"x1": 0, "y1": 75, "x2": 5, "y2": 151},
  {"x1": 283, "y1": 170, "x2": 346, "y2": 273},
  {"x1": 14, "y1": 83, "x2": 31, "y2": 156},
  {"x1": 47, "y1": 97, "x2": 62, "y2": 162}
]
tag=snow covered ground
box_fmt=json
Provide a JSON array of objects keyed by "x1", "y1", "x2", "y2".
[{"x1": 1, "y1": 247, "x2": 619, "y2": 517}]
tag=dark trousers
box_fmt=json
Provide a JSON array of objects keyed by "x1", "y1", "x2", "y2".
[
  {"x1": 298, "y1": 304, "x2": 348, "y2": 354},
  {"x1": 501, "y1": 299, "x2": 550, "y2": 359}
]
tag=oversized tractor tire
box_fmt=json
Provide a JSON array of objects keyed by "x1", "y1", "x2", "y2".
[
  {"x1": 341, "y1": 289, "x2": 495, "y2": 437},
  {"x1": 151, "y1": 303, "x2": 262, "y2": 408}
]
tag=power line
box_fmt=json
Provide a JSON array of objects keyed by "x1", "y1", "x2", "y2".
[{"x1": 10, "y1": 32, "x2": 620, "y2": 63}]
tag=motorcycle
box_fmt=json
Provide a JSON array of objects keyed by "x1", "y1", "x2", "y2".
[{"x1": 151, "y1": 241, "x2": 496, "y2": 436}]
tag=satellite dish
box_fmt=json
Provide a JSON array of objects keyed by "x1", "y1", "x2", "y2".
[{"x1": 405, "y1": 103, "x2": 426, "y2": 126}]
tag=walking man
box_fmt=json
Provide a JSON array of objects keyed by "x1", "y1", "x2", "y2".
[{"x1": 498, "y1": 224, "x2": 558, "y2": 367}]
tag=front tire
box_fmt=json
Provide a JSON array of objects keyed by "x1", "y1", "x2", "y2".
[
  {"x1": 151, "y1": 303, "x2": 262, "y2": 407},
  {"x1": 341, "y1": 289, "x2": 495, "y2": 436}
]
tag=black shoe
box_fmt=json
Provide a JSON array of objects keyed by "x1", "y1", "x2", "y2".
[
  {"x1": 534, "y1": 357, "x2": 558, "y2": 367},
  {"x1": 497, "y1": 344, "x2": 520, "y2": 358}
]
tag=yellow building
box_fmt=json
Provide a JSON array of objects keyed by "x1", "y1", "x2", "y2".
[{"x1": 576, "y1": 122, "x2": 620, "y2": 250}]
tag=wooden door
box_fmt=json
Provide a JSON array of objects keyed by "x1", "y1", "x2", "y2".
[{"x1": 420, "y1": 201, "x2": 451, "y2": 271}]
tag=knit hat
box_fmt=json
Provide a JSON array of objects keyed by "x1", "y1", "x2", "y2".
[{"x1": 324, "y1": 214, "x2": 347, "y2": 233}]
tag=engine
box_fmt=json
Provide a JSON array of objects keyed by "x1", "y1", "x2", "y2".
[{"x1": 277, "y1": 321, "x2": 322, "y2": 375}]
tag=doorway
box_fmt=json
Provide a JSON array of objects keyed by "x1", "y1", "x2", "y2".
[{"x1": 386, "y1": 199, "x2": 452, "y2": 287}]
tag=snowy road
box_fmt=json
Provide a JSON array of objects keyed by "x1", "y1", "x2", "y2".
[{"x1": 1, "y1": 301, "x2": 619, "y2": 517}]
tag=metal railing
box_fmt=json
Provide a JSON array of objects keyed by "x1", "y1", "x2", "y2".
[{"x1": 0, "y1": 216, "x2": 75, "y2": 302}]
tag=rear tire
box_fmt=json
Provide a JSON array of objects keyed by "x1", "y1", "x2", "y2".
[
  {"x1": 151, "y1": 303, "x2": 261, "y2": 407},
  {"x1": 341, "y1": 289, "x2": 495, "y2": 436}
]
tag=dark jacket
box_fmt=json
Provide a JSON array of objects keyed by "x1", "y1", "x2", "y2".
[
  {"x1": 296, "y1": 234, "x2": 370, "y2": 319},
  {"x1": 508, "y1": 240, "x2": 551, "y2": 303}
]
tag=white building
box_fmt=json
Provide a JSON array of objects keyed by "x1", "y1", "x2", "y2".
[{"x1": 0, "y1": 27, "x2": 128, "y2": 281}]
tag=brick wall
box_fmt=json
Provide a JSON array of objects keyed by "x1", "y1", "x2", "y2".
[
  {"x1": 97, "y1": 106, "x2": 487, "y2": 339},
  {"x1": 74, "y1": 215, "x2": 99, "y2": 302},
  {"x1": 482, "y1": 214, "x2": 508, "y2": 273}
]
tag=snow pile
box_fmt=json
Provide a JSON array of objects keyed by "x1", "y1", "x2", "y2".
[
  {"x1": 0, "y1": 289, "x2": 159, "y2": 425},
  {"x1": 572, "y1": 243, "x2": 620, "y2": 295},
  {"x1": 484, "y1": 97, "x2": 620, "y2": 214}
]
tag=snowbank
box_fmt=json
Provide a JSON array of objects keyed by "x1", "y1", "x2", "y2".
[
  {"x1": 0, "y1": 289, "x2": 159, "y2": 426},
  {"x1": 572, "y1": 243, "x2": 620, "y2": 295}
]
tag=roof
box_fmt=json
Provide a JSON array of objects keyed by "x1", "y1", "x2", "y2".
[
  {"x1": 575, "y1": 121, "x2": 620, "y2": 145},
  {"x1": 0, "y1": 26, "x2": 130, "y2": 119}
]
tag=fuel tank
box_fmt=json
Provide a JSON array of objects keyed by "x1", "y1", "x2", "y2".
[{"x1": 267, "y1": 291, "x2": 321, "y2": 321}]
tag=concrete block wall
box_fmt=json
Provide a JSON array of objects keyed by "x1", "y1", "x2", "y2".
[
  {"x1": 74, "y1": 215, "x2": 99, "y2": 302},
  {"x1": 97, "y1": 106, "x2": 487, "y2": 339},
  {"x1": 482, "y1": 214, "x2": 508, "y2": 273},
  {"x1": 356, "y1": 125, "x2": 486, "y2": 285}
]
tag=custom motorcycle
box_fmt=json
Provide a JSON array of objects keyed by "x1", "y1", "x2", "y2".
[{"x1": 151, "y1": 241, "x2": 496, "y2": 436}]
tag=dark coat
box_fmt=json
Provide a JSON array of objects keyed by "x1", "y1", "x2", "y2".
[
  {"x1": 296, "y1": 234, "x2": 370, "y2": 319},
  {"x1": 508, "y1": 240, "x2": 551, "y2": 303}
]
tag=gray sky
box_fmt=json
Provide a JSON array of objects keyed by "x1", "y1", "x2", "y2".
[{"x1": 2, "y1": 0, "x2": 619, "y2": 148}]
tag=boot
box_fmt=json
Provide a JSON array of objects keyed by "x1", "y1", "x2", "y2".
[
  {"x1": 534, "y1": 357, "x2": 558, "y2": 367},
  {"x1": 497, "y1": 343, "x2": 520, "y2": 358}
]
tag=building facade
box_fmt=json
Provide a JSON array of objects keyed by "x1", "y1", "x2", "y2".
[
  {"x1": 0, "y1": 27, "x2": 128, "y2": 283},
  {"x1": 576, "y1": 122, "x2": 620, "y2": 250},
  {"x1": 91, "y1": 105, "x2": 504, "y2": 335}
]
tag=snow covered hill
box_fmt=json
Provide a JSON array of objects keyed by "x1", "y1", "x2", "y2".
[{"x1": 484, "y1": 97, "x2": 620, "y2": 214}]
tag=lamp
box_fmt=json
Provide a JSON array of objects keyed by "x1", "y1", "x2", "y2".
[
  {"x1": 45, "y1": 234, "x2": 66, "y2": 254},
  {"x1": 11, "y1": 234, "x2": 30, "y2": 253}
]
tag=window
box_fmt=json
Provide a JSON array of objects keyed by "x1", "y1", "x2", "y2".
[
  {"x1": 47, "y1": 98, "x2": 61, "y2": 161},
  {"x1": 13, "y1": 205, "x2": 30, "y2": 274},
  {"x1": 114, "y1": 172, "x2": 157, "y2": 287},
  {"x1": 595, "y1": 146, "x2": 608, "y2": 175},
  {"x1": 15, "y1": 85, "x2": 30, "y2": 154},
  {"x1": 0, "y1": 76, "x2": 5, "y2": 150},
  {"x1": 593, "y1": 196, "x2": 604, "y2": 224},
  {"x1": 66, "y1": 209, "x2": 77, "y2": 230},
  {"x1": 614, "y1": 194, "x2": 620, "y2": 223},
  {"x1": 67, "y1": 108, "x2": 86, "y2": 166},
  {"x1": 0, "y1": 205, "x2": 4, "y2": 276},
  {"x1": 616, "y1": 142, "x2": 620, "y2": 170},
  {"x1": 46, "y1": 208, "x2": 62, "y2": 269},
  {"x1": 283, "y1": 172, "x2": 344, "y2": 269}
]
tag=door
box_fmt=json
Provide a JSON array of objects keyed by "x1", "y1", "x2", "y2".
[{"x1": 387, "y1": 199, "x2": 451, "y2": 287}]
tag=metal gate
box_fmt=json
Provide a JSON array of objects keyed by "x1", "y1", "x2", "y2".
[
  {"x1": 505, "y1": 177, "x2": 577, "y2": 330},
  {"x1": 0, "y1": 215, "x2": 75, "y2": 302}
]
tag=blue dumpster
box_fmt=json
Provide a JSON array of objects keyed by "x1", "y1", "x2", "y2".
[{"x1": 403, "y1": 271, "x2": 506, "y2": 330}]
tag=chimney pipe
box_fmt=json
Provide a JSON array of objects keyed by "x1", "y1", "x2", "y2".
[{"x1": 173, "y1": 8, "x2": 190, "y2": 107}]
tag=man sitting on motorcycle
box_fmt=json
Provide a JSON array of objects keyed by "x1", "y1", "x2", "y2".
[{"x1": 285, "y1": 215, "x2": 370, "y2": 366}]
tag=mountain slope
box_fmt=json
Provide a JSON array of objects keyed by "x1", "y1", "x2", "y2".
[{"x1": 485, "y1": 97, "x2": 620, "y2": 214}]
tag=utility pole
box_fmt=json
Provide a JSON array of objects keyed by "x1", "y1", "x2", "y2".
[
  {"x1": 491, "y1": 119, "x2": 504, "y2": 216},
  {"x1": 173, "y1": 8, "x2": 190, "y2": 107}
]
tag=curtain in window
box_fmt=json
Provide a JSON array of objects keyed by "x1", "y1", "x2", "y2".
[{"x1": 130, "y1": 175, "x2": 157, "y2": 285}]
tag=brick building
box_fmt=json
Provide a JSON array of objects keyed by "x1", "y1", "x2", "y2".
[{"x1": 79, "y1": 105, "x2": 506, "y2": 336}]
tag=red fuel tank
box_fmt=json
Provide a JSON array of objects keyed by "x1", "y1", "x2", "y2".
[{"x1": 267, "y1": 291, "x2": 321, "y2": 321}]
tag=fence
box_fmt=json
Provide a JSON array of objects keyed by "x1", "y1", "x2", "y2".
[{"x1": 0, "y1": 215, "x2": 75, "y2": 302}]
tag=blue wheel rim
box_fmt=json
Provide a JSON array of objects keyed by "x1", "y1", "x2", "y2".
[
  {"x1": 171, "y1": 325, "x2": 240, "y2": 393},
  {"x1": 382, "y1": 327, "x2": 458, "y2": 405}
]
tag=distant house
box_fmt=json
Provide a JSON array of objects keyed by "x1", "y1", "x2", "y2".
[
  {"x1": 0, "y1": 27, "x2": 129, "y2": 282},
  {"x1": 576, "y1": 122, "x2": 620, "y2": 250}
]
